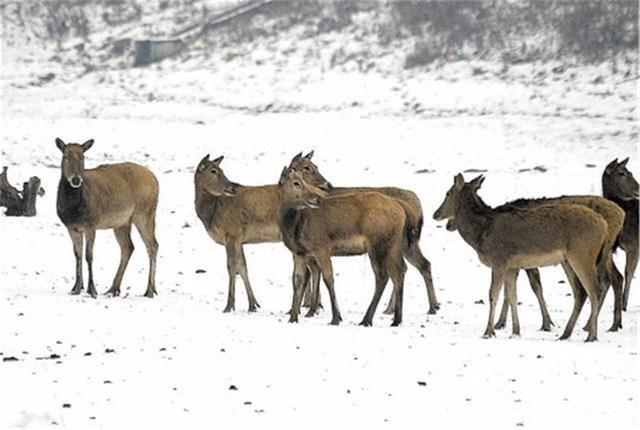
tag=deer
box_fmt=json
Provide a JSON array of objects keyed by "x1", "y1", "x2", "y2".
[
  {"x1": 433, "y1": 174, "x2": 607, "y2": 342},
  {"x1": 447, "y1": 194, "x2": 625, "y2": 332},
  {"x1": 288, "y1": 151, "x2": 439, "y2": 317},
  {"x1": 277, "y1": 167, "x2": 410, "y2": 326},
  {"x1": 193, "y1": 154, "x2": 334, "y2": 314},
  {"x1": 55, "y1": 138, "x2": 159, "y2": 298},
  {"x1": 603, "y1": 157, "x2": 639, "y2": 311}
]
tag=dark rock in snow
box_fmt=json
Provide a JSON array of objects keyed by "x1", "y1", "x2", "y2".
[{"x1": 229, "y1": 385, "x2": 238, "y2": 391}]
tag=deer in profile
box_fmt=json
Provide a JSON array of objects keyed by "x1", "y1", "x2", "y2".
[
  {"x1": 277, "y1": 167, "x2": 409, "y2": 326},
  {"x1": 434, "y1": 174, "x2": 607, "y2": 342},
  {"x1": 603, "y1": 157, "x2": 639, "y2": 311},
  {"x1": 288, "y1": 151, "x2": 439, "y2": 317},
  {"x1": 55, "y1": 138, "x2": 159, "y2": 298},
  {"x1": 448, "y1": 194, "x2": 625, "y2": 332}
]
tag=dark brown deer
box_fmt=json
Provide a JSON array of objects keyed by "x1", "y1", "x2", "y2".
[
  {"x1": 448, "y1": 195, "x2": 624, "y2": 332},
  {"x1": 603, "y1": 157, "x2": 639, "y2": 311},
  {"x1": 277, "y1": 167, "x2": 409, "y2": 326},
  {"x1": 55, "y1": 138, "x2": 159, "y2": 298},
  {"x1": 288, "y1": 151, "x2": 438, "y2": 316},
  {"x1": 434, "y1": 174, "x2": 607, "y2": 342}
]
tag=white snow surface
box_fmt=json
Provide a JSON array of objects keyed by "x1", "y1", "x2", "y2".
[{"x1": 1, "y1": 21, "x2": 639, "y2": 430}]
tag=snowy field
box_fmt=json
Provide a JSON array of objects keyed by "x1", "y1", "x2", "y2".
[{"x1": 1, "y1": 35, "x2": 639, "y2": 430}]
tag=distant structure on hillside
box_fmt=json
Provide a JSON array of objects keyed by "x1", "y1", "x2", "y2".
[{"x1": 133, "y1": 0, "x2": 274, "y2": 67}]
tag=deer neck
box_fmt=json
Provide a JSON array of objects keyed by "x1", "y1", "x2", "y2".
[
  {"x1": 454, "y1": 193, "x2": 493, "y2": 252},
  {"x1": 57, "y1": 175, "x2": 87, "y2": 226},
  {"x1": 195, "y1": 187, "x2": 221, "y2": 227},
  {"x1": 277, "y1": 196, "x2": 307, "y2": 255}
]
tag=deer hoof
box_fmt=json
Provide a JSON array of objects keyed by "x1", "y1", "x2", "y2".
[
  {"x1": 427, "y1": 307, "x2": 437, "y2": 315},
  {"x1": 223, "y1": 304, "x2": 234, "y2": 313},
  {"x1": 359, "y1": 320, "x2": 372, "y2": 327}
]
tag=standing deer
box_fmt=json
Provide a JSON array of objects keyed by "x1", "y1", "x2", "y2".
[
  {"x1": 55, "y1": 138, "x2": 159, "y2": 298},
  {"x1": 448, "y1": 195, "x2": 624, "y2": 332},
  {"x1": 603, "y1": 157, "x2": 639, "y2": 310},
  {"x1": 288, "y1": 151, "x2": 439, "y2": 316},
  {"x1": 433, "y1": 174, "x2": 607, "y2": 342},
  {"x1": 277, "y1": 167, "x2": 409, "y2": 326},
  {"x1": 194, "y1": 154, "x2": 333, "y2": 313}
]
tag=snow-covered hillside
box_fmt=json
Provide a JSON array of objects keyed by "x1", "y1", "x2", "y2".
[{"x1": 1, "y1": 1, "x2": 638, "y2": 429}]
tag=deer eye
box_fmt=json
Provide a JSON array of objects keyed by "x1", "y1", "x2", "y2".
[
  {"x1": 293, "y1": 181, "x2": 302, "y2": 189},
  {"x1": 303, "y1": 166, "x2": 311, "y2": 172},
  {"x1": 211, "y1": 169, "x2": 218, "y2": 175}
]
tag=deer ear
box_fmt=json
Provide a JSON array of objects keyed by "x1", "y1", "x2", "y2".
[
  {"x1": 454, "y1": 173, "x2": 464, "y2": 189},
  {"x1": 305, "y1": 150, "x2": 314, "y2": 159},
  {"x1": 278, "y1": 166, "x2": 289, "y2": 185},
  {"x1": 470, "y1": 174, "x2": 485, "y2": 190},
  {"x1": 213, "y1": 156, "x2": 224, "y2": 166},
  {"x1": 619, "y1": 157, "x2": 629, "y2": 167},
  {"x1": 55, "y1": 137, "x2": 66, "y2": 152},
  {"x1": 289, "y1": 152, "x2": 303, "y2": 166},
  {"x1": 198, "y1": 154, "x2": 210, "y2": 171},
  {"x1": 81, "y1": 139, "x2": 94, "y2": 152}
]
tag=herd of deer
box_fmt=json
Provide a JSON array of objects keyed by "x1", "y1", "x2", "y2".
[{"x1": 53, "y1": 138, "x2": 639, "y2": 342}]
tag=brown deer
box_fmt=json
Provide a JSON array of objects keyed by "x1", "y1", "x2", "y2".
[
  {"x1": 193, "y1": 154, "x2": 333, "y2": 314},
  {"x1": 433, "y1": 174, "x2": 607, "y2": 342},
  {"x1": 55, "y1": 138, "x2": 159, "y2": 298},
  {"x1": 277, "y1": 167, "x2": 409, "y2": 326},
  {"x1": 603, "y1": 157, "x2": 639, "y2": 310},
  {"x1": 288, "y1": 151, "x2": 439, "y2": 316},
  {"x1": 448, "y1": 195, "x2": 625, "y2": 332}
]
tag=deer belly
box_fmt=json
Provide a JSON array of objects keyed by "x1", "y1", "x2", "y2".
[
  {"x1": 509, "y1": 250, "x2": 565, "y2": 269},
  {"x1": 95, "y1": 209, "x2": 135, "y2": 229},
  {"x1": 331, "y1": 237, "x2": 367, "y2": 256}
]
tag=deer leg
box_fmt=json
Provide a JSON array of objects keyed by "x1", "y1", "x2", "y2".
[
  {"x1": 85, "y1": 228, "x2": 97, "y2": 298},
  {"x1": 382, "y1": 291, "x2": 396, "y2": 315},
  {"x1": 316, "y1": 253, "x2": 342, "y2": 325},
  {"x1": 559, "y1": 262, "x2": 587, "y2": 341},
  {"x1": 223, "y1": 241, "x2": 238, "y2": 312},
  {"x1": 288, "y1": 265, "x2": 310, "y2": 315},
  {"x1": 623, "y1": 245, "x2": 639, "y2": 311},
  {"x1": 305, "y1": 260, "x2": 322, "y2": 317},
  {"x1": 289, "y1": 255, "x2": 308, "y2": 323},
  {"x1": 495, "y1": 289, "x2": 510, "y2": 330},
  {"x1": 390, "y1": 255, "x2": 407, "y2": 327},
  {"x1": 68, "y1": 228, "x2": 84, "y2": 295},
  {"x1": 133, "y1": 214, "x2": 158, "y2": 298},
  {"x1": 302, "y1": 265, "x2": 314, "y2": 308},
  {"x1": 607, "y1": 259, "x2": 624, "y2": 331},
  {"x1": 568, "y1": 258, "x2": 601, "y2": 342},
  {"x1": 483, "y1": 269, "x2": 504, "y2": 339},
  {"x1": 524, "y1": 269, "x2": 553, "y2": 331},
  {"x1": 504, "y1": 270, "x2": 520, "y2": 337},
  {"x1": 360, "y1": 258, "x2": 389, "y2": 327},
  {"x1": 238, "y1": 246, "x2": 260, "y2": 312},
  {"x1": 106, "y1": 225, "x2": 133, "y2": 297},
  {"x1": 404, "y1": 244, "x2": 438, "y2": 314}
]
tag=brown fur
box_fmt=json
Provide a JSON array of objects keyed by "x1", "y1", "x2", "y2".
[
  {"x1": 603, "y1": 158, "x2": 639, "y2": 311},
  {"x1": 466, "y1": 195, "x2": 624, "y2": 333},
  {"x1": 289, "y1": 152, "x2": 438, "y2": 316},
  {"x1": 278, "y1": 168, "x2": 408, "y2": 326},
  {"x1": 434, "y1": 174, "x2": 607, "y2": 342},
  {"x1": 194, "y1": 155, "x2": 277, "y2": 312},
  {"x1": 55, "y1": 138, "x2": 159, "y2": 298}
]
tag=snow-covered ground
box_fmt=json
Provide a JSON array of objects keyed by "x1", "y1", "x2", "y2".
[{"x1": 1, "y1": 11, "x2": 639, "y2": 429}]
